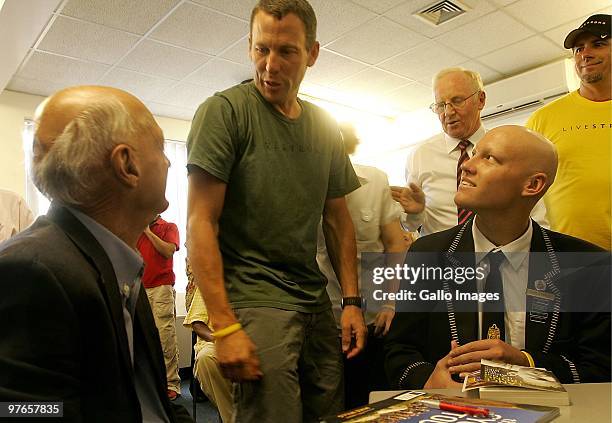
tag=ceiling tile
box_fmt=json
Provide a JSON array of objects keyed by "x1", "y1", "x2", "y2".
[
  {"x1": 543, "y1": 6, "x2": 612, "y2": 48},
  {"x1": 220, "y1": 36, "x2": 252, "y2": 67},
  {"x1": 303, "y1": 49, "x2": 368, "y2": 86},
  {"x1": 326, "y1": 17, "x2": 426, "y2": 64},
  {"x1": 479, "y1": 35, "x2": 566, "y2": 75},
  {"x1": 6, "y1": 76, "x2": 66, "y2": 98},
  {"x1": 61, "y1": 0, "x2": 180, "y2": 35},
  {"x1": 118, "y1": 40, "x2": 212, "y2": 80},
  {"x1": 436, "y1": 10, "x2": 534, "y2": 58},
  {"x1": 378, "y1": 41, "x2": 468, "y2": 80},
  {"x1": 17, "y1": 51, "x2": 110, "y2": 85},
  {"x1": 490, "y1": 0, "x2": 519, "y2": 5},
  {"x1": 334, "y1": 68, "x2": 411, "y2": 96},
  {"x1": 384, "y1": 82, "x2": 432, "y2": 112},
  {"x1": 37, "y1": 16, "x2": 139, "y2": 65},
  {"x1": 185, "y1": 59, "x2": 252, "y2": 91},
  {"x1": 190, "y1": 0, "x2": 255, "y2": 20},
  {"x1": 457, "y1": 60, "x2": 504, "y2": 85},
  {"x1": 157, "y1": 82, "x2": 218, "y2": 109},
  {"x1": 99, "y1": 68, "x2": 177, "y2": 101},
  {"x1": 308, "y1": 0, "x2": 377, "y2": 45},
  {"x1": 504, "y1": 0, "x2": 612, "y2": 32},
  {"x1": 150, "y1": 2, "x2": 248, "y2": 55},
  {"x1": 349, "y1": 0, "x2": 407, "y2": 14},
  {"x1": 385, "y1": 0, "x2": 496, "y2": 38},
  {"x1": 146, "y1": 101, "x2": 195, "y2": 121}
]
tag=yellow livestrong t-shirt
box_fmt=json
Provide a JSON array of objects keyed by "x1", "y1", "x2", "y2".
[{"x1": 527, "y1": 90, "x2": 611, "y2": 250}]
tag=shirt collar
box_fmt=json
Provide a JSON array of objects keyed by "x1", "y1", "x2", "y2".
[
  {"x1": 66, "y1": 206, "x2": 143, "y2": 287},
  {"x1": 352, "y1": 163, "x2": 370, "y2": 186},
  {"x1": 472, "y1": 216, "x2": 532, "y2": 271},
  {"x1": 444, "y1": 124, "x2": 486, "y2": 154}
]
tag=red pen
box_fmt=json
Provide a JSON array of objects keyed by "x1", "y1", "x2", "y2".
[{"x1": 419, "y1": 399, "x2": 491, "y2": 417}]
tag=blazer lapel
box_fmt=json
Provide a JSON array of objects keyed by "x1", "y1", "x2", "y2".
[
  {"x1": 525, "y1": 221, "x2": 560, "y2": 353},
  {"x1": 48, "y1": 204, "x2": 134, "y2": 376},
  {"x1": 445, "y1": 221, "x2": 478, "y2": 344}
]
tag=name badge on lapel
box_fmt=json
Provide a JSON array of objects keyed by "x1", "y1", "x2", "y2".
[{"x1": 527, "y1": 280, "x2": 554, "y2": 323}]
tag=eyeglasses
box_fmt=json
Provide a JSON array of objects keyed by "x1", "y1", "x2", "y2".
[{"x1": 429, "y1": 90, "x2": 480, "y2": 114}]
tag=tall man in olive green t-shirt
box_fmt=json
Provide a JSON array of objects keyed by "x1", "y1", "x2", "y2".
[{"x1": 186, "y1": 1, "x2": 367, "y2": 421}]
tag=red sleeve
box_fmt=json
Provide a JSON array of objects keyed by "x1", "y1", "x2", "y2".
[{"x1": 163, "y1": 223, "x2": 180, "y2": 251}]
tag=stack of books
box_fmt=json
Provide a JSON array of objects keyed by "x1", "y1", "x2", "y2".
[
  {"x1": 320, "y1": 390, "x2": 560, "y2": 422},
  {"x1": 463, "y1": 359, "x2": 570, "y2": 406}
]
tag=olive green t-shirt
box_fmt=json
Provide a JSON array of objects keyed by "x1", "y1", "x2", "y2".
[{"x1": 187, "y1": 82, "x2": 360, "y2": 312}]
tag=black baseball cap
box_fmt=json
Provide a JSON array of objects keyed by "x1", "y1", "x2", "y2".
[{"x1": 563, "y1": 14, "x2": 610, "y2": 49}]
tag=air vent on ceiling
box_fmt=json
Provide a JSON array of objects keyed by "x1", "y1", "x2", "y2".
[{"x1": 414, "y1": 0, "x2": 470, "y2": 27}]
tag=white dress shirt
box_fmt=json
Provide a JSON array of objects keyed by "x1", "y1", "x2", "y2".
[
  {"x1": 400, "y1": 126, "x2": 548, "y2": 236},
  {"x1": 317, "y1": 164, "x2": 402, "y2": 326},
  {"x1": 472, "y1": 217, "x2": 533, "y2": 350}
]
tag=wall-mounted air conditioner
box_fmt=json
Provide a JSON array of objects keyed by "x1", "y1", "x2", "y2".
[{"x1": 482, "y1": 59, "x2": 580, "y2": 120}]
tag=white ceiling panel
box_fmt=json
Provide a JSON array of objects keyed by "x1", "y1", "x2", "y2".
[
  {"x1": 61, "y1": 0, "x2": 180, "y2": 35},
  {"x1": 304, "y1": 49, "x2": 368, "y2": 86},
  {"x1": 378, "y1": 41, "x2": 468, "y2": 80},
  {"x1": 119, "y1": 40, "x2": 212, "y2": 80},
  {"x1": 150, "y1": 2, "x2": 248, "y2": 55},
  {"x1": 37, "y1": 16, "x2": 139, "y2": 65},
  {"x1": 349, "y1": 0, "x2": 408, "y2": 15},
  {"x1": 505, "y1": 0, "x2": 612, "y2": 32},
  {"x1": 436, "y1": 10, "x2": 534, "y2": 59},
  {"x1": 147, "y1": 101, "x2": 195, "y2": 121},
  {"x1": 543, "y1": 6, "x2": 612, "y2": 48},
  {"x1": 457, "y1": 60, "x2": 504, "y2": 85},
  {"x1": 308, "y1": 0, "x2": 377, "y2": 45},
  {"x1": 334, "y1": 68, "x2": 411, "y2": 96},
  {"x1": 326, "y1": 17, "x2": 426, "y2": 65},
  {"x1": 385, "y1": 82, "x2": 432, "y2": 112},
  {"x1": 157, "y1": 81, "x2": 218, "y2": 109},
  {"x1": 191, "y1": 0, "x2": 255, "y2": 21},
  {"x1": 99, "y1": 68, "x2": 177, "y2": 101},
  {"x1": 479, "y1": 35, "x2": 566, "y2": 75},
  {"x1": 6, "y1": 76, "x2": 65, "y2": 99},
  {"x1": 185, "y1": 59, "x2": 252, "y2": 91},
  {"x1": 18, "y1": 51, "x2": 110, "y2": 85},
  {"x1": 385, "y1": 0, "x2": 497, "y2": 39},
  {"x1": 220, "y1": 36, "x2": 252, "y2": 67}
]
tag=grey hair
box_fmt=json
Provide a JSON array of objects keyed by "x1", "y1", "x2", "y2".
[
  {"x1": 33, "y1": 97, "x2": 136, "y2": 207},
  {"x1": 433, "y1": 67, "x2": 484, "y2": 92}
]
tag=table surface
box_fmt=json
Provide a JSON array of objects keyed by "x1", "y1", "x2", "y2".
[{"x1": 369, "y1": 383, "x2": 611, "y2": 422}]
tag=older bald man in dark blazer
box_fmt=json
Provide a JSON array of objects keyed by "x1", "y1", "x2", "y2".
[
  {"x1": 385, "y1": 126, "x2": 610, "y2": 390},
  {"x1": 0, "y1": 86, "x2": 192, "y2": 422}
]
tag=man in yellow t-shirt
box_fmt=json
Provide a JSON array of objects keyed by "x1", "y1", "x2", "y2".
[{"x1": 527, "y1": 14, "x2": 611, "y2": 250}]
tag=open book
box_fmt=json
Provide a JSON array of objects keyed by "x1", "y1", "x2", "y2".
[
  {"x1": 319, "y1": 390, "x2": 559, "y2": 423},
  {"x1": 463, "y1": 359, "x2": 570, "y2": 406}
]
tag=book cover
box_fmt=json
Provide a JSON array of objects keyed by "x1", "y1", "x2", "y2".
[{"x1": 319, "y1": 391, "x2": 559, "y2": 423}]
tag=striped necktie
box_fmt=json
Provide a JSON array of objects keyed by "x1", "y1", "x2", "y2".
[{"x1": 457, "y1": 140, "x2": 474, "y2": 225}]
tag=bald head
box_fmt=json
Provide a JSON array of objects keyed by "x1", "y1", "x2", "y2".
[
  {"x1": 35, "y1": 85, "x2": 156, "y2": 159},
  {"x1": 32, "y1": 85, "x2": 163, "y2": 208},
  {"x1": 486, "y1": 125, "x2": 558, "y2": 189},
  {"x1": 455, "y1": 125, "x2": 558, "y2": 216}
]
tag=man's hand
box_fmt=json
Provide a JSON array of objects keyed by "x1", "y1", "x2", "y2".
[
  {"x1": 341, "y1": 306, "x2": 367, "y2": 359},
  {"x1": 215, "y1": 329, "x2": 263, "y2": 382},
  {"x1": 424, "y1": 341, "x2": 463, "y2": 389},
  {"x1": 390, "y1": 183, "x2": 425, "y2": 215},
  {"x1": 372, "y1": 307, "x2": 395, "y2": 337},
  {"x1": 447, "y1": 339, "x2": 529, "y2": 376}
]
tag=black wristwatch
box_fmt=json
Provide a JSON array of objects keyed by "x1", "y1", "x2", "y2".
[{"x1": 341, "y1": 296, "x2": 362, "y2": 309}]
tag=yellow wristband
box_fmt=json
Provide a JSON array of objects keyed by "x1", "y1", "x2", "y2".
[
  {"x1": 521, "y1": 350, "x2": 535, "y2": 367},
  {"x1": 212, "y1": 323, "x2": 242, "y2": 339}
]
